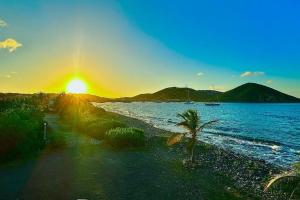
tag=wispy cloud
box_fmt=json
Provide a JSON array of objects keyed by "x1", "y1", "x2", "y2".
[
  {"x1": 0, "y1": 19, "x2": 7, "y2": 27},
  {"x1": 197, "y1": 72, "x2": 204, "y2": 76},
  {"x1": 0, "y1": 38, "x2": 22, "y2": 52},
  {"x1": 240, "y1": 71, "x2": 265, "y2": 77}
]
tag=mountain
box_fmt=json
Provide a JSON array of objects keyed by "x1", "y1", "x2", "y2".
[
  {"x1": 107, "y1": 83, "x2": 300, "y2": 103},
  {"x1": 215, "y1": 83, "x2": 300, "y2": 103},
  {"x1": 115, "y1": 87, "x2": 222, "y2": 102},
  {"x1": 74, "y1": 94, "x2": 111, "y2": 103}
]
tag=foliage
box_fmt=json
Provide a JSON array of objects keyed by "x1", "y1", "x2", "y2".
[
  {"x1": 106, "y1": 127, "x2": 145, "y2": 148},
  {"x1": 167, "y1": 109, "x2": 218, "y2": 163},
  {"x1": 54, "y1": 93, "x2": 90, "y2": 124},
  {"x1": 0, "y1": 102, "x2": 45, "y2": 161}
]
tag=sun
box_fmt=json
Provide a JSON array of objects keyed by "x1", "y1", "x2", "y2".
[{"x1": 66, "y1": 79, "x2": 87, "y2": 94}]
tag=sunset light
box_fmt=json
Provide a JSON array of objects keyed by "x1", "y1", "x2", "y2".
[{"x1": 66, "y1": 79, "x2": 87, "y2": 94}]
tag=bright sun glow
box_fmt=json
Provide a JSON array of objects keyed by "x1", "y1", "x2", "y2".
[{"x1": 66, "y1": 79, "x2": 87, "y2": 94}]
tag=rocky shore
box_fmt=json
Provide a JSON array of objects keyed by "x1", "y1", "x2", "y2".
[{"x1": 111, "y1": 111, "x2": 290, "y2": 199}]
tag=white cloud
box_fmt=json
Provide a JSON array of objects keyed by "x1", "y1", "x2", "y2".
[
  {"x1": 0, "y1": 19, "x2": 7, "y2": 27},
  {"x1": 5, "y1": 74, "x2": 11, "y2": 78},
  {"x1": 241, "y1": 71, "x2": 265, "y2": 77},
  {"x1": 197, "y1": 72, "x2": 204, "y2": 76},
  {"x1": 0, "y1": 38, "x2": 22, "y2": 52}
]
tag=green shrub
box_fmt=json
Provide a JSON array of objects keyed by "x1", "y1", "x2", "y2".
[
  {"x1": 85, "y1": 119, "x2": 127, "y2": 140},
  {"x1": 0, "y1": 107, "x2": 44, "y2": 161},
  {"x1": 105, "y1": 127, "x2": 145, "y2": 148}
]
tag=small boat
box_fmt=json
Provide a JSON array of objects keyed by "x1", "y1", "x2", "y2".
[
  {"x1": 184, "y1": 86, "x2": 194, "y2": 104},
  {"x1": 205, "y1": 94, "x2": 220, "y2": 106},
  {"x1": 205, "y1": 103, "x2": 220, "y2": 106}
]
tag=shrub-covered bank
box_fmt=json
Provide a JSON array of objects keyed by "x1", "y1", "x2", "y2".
[
  {"x1": 0, "y1": 94, "x2": 48, "y2": 162},
  {"x1": 54, "y1": 93, "x2": 145, "y2": 148}
]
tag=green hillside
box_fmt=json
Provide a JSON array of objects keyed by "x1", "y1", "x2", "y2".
[
  {"x1": 215, "y1": 83, "x2": 300, "y2": 103},
  {"x1": 121, "y1": 87, "x2": 221, "y2": 102}
]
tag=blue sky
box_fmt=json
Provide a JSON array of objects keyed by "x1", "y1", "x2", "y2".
[{"x1": 0, "y1": 0, "x2": 299, "y2": 97}]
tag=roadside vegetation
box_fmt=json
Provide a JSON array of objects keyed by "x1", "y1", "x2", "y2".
[
  {"x1": 0, "y1": 94, "x2": 47, "y2": 162},
  {"x1": 53, "y1": 93, "x2": 144, "y2": 148}
]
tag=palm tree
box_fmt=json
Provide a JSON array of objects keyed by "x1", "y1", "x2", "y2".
[
  {"x1": 264, "y1": 161, "x2": 300, "y2": 199},
  {"x1": 167, "y1": 109, "x2": 218, "y2": 163}
]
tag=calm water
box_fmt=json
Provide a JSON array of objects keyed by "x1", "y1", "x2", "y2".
[{"x1": 94, "y1": 102, "x2": 300, "y2": 167}]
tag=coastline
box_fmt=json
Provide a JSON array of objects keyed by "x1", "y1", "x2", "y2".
[{"x1": 109, "y1": 111, "x2": 286, "y2": 198}]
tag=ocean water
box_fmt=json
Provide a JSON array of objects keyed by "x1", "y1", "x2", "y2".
[{"x1": 94, "y1": 102, "x2": 300, "y2": 167}]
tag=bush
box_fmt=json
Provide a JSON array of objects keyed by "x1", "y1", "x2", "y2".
[
  {"x1": 85, "y1": 119, "x2": 127, "y2": 140},
  {"x1": 0, "y1": 107, "x2": 44, "y2": 161},
  {"x1": 105, "y1": 127, "x2": 145, "y2": 148}
]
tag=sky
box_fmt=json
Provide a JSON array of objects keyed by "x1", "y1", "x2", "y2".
[{"x1": 0, "y1": 0, "x2": 299, "y2": 97}]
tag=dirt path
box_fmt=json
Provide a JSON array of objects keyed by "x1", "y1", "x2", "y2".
[{"x1": 0, "y1": 114, "x2": 238, "y2": 200}]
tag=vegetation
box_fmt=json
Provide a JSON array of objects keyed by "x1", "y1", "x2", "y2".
[
  {"x1": 167, "y1": 109, "x2": 218, "y2": 164},
  {"x1": 53, "y1": 94, "x2": 143, "y2": 148},
  {"x1": 215, "y1": 83, "x2": 300, "y2": 103},
  {"x1": 0, "y1": 96, "x2": 46, "y2": 162},
  {"x1": 122, "y1": 87, "x2": 221, "y2": 102},
  {"x1": 264, "y1": 161, "x2": 300, "y2": 199},
  {"x1": 106, "y1": 127, "x2": 145, "y2": 148}
]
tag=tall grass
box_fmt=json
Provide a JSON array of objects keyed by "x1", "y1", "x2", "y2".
[{"x1": 106, "y1": 127, "x2": 145, "y2": 148}]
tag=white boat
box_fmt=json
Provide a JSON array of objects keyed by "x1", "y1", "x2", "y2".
[{"x1": 184, "y1": 86, "x2": 193, "y2": 104}]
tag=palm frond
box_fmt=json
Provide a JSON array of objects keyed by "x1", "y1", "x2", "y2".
[
  {"x1": 264, "y1": 172, "x2": 298, "y2": 192},
  {"x1": 177, "y1": 113, "x2": 187, "y2": 121},
  {"x1": 198, "y1": 120, "x2": 219, "y2": 131},
  {"x1": 167, "y1": 133, "x2": 184, "y2": 146}
]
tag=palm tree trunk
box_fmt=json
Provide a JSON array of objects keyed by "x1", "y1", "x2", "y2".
[{"x1": 190, "y1": 133, "x2": 196, "y2": 163}]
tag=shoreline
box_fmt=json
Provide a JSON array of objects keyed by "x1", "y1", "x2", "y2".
[
  {"x1": 109, "y1": 111, "x2": 286, "y2": 197},
  {"x1": 109, "y1": 110, "x2": 287, "y2": 167}
]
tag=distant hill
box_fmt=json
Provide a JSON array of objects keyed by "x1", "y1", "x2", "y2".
[
  {"x1": 74, "y1": 94, "x2": 111, "y2": 103},
  {"x1": 105, "y1": 83, "x2": 300, "y2": 103},
  {"x1": 115, "y1": 87, "x2": 222, "y2": 102},
  {"x1": 215, "y1": 83, "x2": 300, "y2": 103}
]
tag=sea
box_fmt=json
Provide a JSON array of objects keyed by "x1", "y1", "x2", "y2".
[{"x1": 94, "y1": 102, "x2": 300, "y2": 167}]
